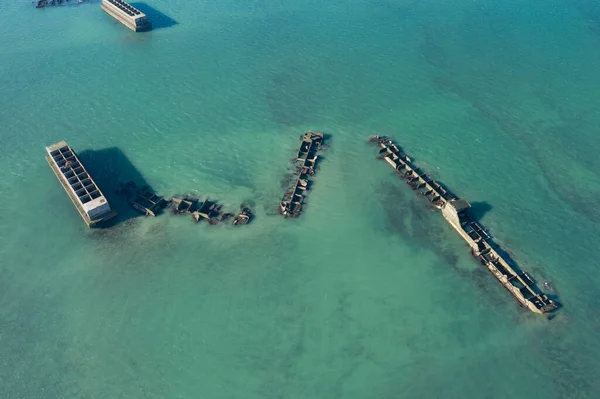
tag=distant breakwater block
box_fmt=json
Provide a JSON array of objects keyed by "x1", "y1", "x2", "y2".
[
  {"x1": 34, "y1": 0, "x2": 98, "y2": 8},
  {"x1": 369, "y1": 135, "x2": 558, "y2": 315},
  {"x1": 101, "y1": 0, "x2": 152, "y2": 32},
  {"x1": 279, "y1": 131, "x2": 325, "y2": 218}
]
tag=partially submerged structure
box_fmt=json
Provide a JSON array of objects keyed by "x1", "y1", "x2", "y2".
[
  {"x1": 130, "y1": 188, "x2": 169, "y2": 216},
  {"x1": 45, "y1": 141, "x2": 117, "y2": 227},
  {"x1": 101, "y1": 0, "x2": 151, "y2": 32},
  {"x1": 171, "y1": 197, "x2": 222, "y2": 224},
  {"x1": 171, "y1": 197, "x2": 197, "y2": 214},
  {"x1": 194, "y1": 199, "x2": 222, "y2": 224},
  {"x1": 371, "y1": 136, "x2": 558, "y2": 314},
  {"x1": 232, "y1": 208, "x2": 252, "y2": 225},
  {"x1": 45, "y1": 143, "x2": 257, "y2": 227},
  {"x1": 36, "y1": 0, "x2": 65, "y2": 7},
  {"x1": 35, "y1": 0, "x2": 96, "y2": 8},
  {"x1": 280, "y1": 131, "x2": 324, "y2": 218}
]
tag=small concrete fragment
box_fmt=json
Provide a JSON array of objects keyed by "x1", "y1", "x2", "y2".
[{"x1": 232, "y1": 208, "x2": 252, "y2": 226}]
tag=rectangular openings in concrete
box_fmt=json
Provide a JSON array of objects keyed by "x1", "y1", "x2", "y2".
[
  {"x1": 51, "y1": 145, "x2": 100, "y2": 205},
  {"x1": 107, "y1": 0, "x2": 142, "y2": 17}
]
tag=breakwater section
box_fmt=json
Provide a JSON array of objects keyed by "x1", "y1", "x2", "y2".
[
  {"x1": 45, "y1": 144, "x2": 255, "y2": 228},
  {"x1": 101, "y1": 0, "x2": 151, "y2": 32},
  {"x1": 46, "y1": 141, "x2": 117, "y2": 227},
  {"x1": 280, "y1": 131, "x2": 324, "y2": 218},
  {"x1": 371, "y1": 136, "x2": 558, "y2": 315},
  {"x1": 34, "y1": 0, "x2": 97, "y2": 8}
]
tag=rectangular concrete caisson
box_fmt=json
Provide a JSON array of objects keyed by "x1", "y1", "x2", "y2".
[
  {"x1": 101, "y1": 0, "x2": 152, "y2": 32},
  {"x1": 46, "y1": 141, "x2": 117, "y2": 227}
]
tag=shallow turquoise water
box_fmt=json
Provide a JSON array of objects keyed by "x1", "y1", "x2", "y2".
[{"x1": 2, "y1": 1, "x2": 600, "y2": 398}]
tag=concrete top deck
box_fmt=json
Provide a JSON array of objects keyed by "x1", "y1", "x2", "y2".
[
  {"x1": 46, "y1": 141, "x2": 115, "y2": 225},
  {"x1": 104, "y1": 0, "x2": 146, "y2": 19},
  {"x1": 46, "y1": 140, "x2": 69, "y2": 153}
]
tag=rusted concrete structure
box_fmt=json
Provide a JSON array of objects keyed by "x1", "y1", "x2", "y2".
[
  {"x1": 232, "y1": 208, "x2": 252, "y2": 225},
  {"x1": 35, "y1": 0, "x2": 92, "y2": 8},
  {"x1": 193, "y1": 199, "x2": 222, "y2": 224},
  {"x1": 36, "y1": 0, "x2": 63, "y2": 7},
  {"x1": 280, "y1": 131, "x2": 324, "y2": 218},
  {"x1": 130, "y1": 188, "x2": 168, "y2": 216},
  {"x1": 46, "y1": 141, "x2": 117, "y2": 227},
  {"x1": 171, "y1": 197, "x2": 196, "y2": 214},
  {"x1": 370, "y1": 136, "x2": 455, "y2": 209},
  {"x1": 101, "y1": 0, "x2": 151, "y2": 32},
  {"x1": 171, "y1": 197, "x2": 222, "y2": 224},
  {"x1": 371, "y1": 136, "x2": 557, "y2": 314}
]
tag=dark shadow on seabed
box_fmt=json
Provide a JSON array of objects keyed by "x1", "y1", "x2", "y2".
[
  {"x1": 470, "y1": 201, "x2": 492, "y2": 220},
  {"x1": 78, "y1": 147, "x2": 157, "y2": 227},
  {"x1": 130, "y1": 2, "x2": 178, "y2": 30}
]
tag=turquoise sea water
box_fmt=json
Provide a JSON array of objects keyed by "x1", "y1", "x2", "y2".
[{"x1": 2, "y1": 0, "x2": 600, "y2": 398}]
